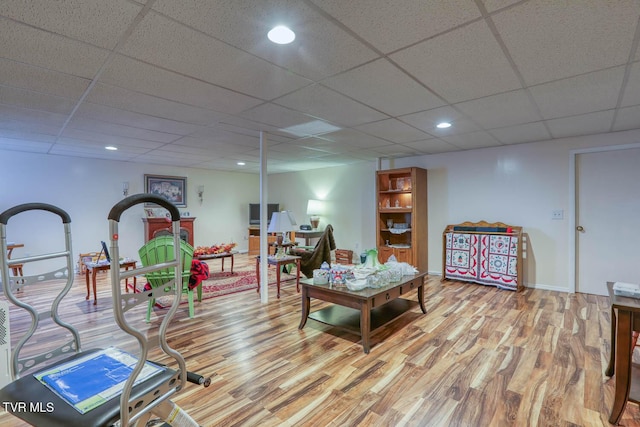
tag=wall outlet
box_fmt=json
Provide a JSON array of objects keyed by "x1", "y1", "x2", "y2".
[{"x1": 551, "y1": 209, "x2": 564, "y2": 220}]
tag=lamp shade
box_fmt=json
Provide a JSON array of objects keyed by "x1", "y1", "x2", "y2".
[
  {"x1": 267, "y1": 211, "x2": 297, "y2": 233},
  {"x1": 306, "y1": 199, "x2": 324, "y2": 215}
]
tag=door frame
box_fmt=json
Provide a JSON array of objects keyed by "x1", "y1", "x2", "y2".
[{"x1": 569, "y1": 142, "x2": 640, "y2": 293}]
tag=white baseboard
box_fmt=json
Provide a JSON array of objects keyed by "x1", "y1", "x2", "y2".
[{"x1": 430, "y1": 271, "x2": 570, "y2": 294}]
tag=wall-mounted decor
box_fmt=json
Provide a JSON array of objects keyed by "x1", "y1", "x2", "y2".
[{"x1": 144, "y1": 174, "x2": 187, "y2": 207}]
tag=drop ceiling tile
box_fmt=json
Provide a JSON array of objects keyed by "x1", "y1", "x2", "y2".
[
  {"x1": 239, "y1": 103, "x2": 317, "y2": 130},
  {"x1": 403, "y1": 138, "x2": 461, "y2": 154},
  {"x1": 0, "y1": 104, "x2": 67, "y2": 129},
  {"x1": 399, "y1": 106, "x2": 479, "y2": 135},
  {"x1": 0, "y1": 0, "x2": 142, "y2": 49},
  {"x1": 322, "y1": 59, "x2": 445, "y2": 116},
  {"x1": 119, "y1": 11, "x2": 312, "y2": 100},
  {"x1": 370, "y1": 144, "x2": 421, "y2": 157},
  {"x1": 621, "y1": 61, "x2": 640, "y2": 107},
  {"x1": 67, "y1": 117, "x2": 180, "y2": 143},
  {"x1": 354, "y1": 118, "x2": 432, "y2": 143},
  {"x1": 311, "y1": 0, "x2": 481, "y2": 53},
  {"x1": 320, "y1": 128, "x2": 390, "y2": 148},
  {"x1": 455, "y1": 89, "x2": 540, "y2": 129},
  {"x1": 0, "y1": 58, "x2": 90, "y2": 100},
  {"x1": 275, "y1": 84, "x2": 387, "y2": 127},
  {"x1": 75, "y1": 103, "x2": 203, "y2": 135},
  {"x1": 613, "y1": 105, "x2": 640, "y2": 132},
  {"x1": 441, "y1": 130, "x2": 501, "y2": 149},
  {"x1": 390, "y1": 20, "x2": 521, "y2": 103},
  {"x1": 530, "y1": 66, "x2": 625, "y2": 119},
  {"x1": 290, "y1": 136, "x2": 347, "y2": 154},
  {"x1": 177, "y1": 129, "x2": 259, "y2": 149},
  {"x1": 482, "y1": 0, "x2": 523, "y2": 13},
  {"x1": 0, "y1": 85, "x2": 77, "y2": 115},
  {"x1": 154, "y1": 0, "x2": 378, "y2": 81},
  {"x1": 86, "y1": 83, "x2": 224, "y2": 125},
  {"x1": 490, "y1": 121, "x2": 551, "y2": 144},
  {"x1": 0, "y1": 136, "x2": 52, "y2": 153},
  {"x1": 0, "y1": 128, "x2": 56, "y2": 143},
  {"x1": 493, "y1": 1, "x2": 638, "y2": 85},
  {"x1": 546, "y1": 110, "x2": 615, "y2": 139},
  {"x1": 100, "y1": 55, "x2": 262, "y2": 114},
  {"x1": 60, "y1": 128, "x2": 166, "y2": 150},
  {"x1": 0, "y1": 117, "x2": 61, "y2": 136},
  {"x1": 0, "y1": 19, "x2": 108, "y2": 78}
]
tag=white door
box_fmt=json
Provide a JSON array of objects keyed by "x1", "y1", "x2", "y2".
[{"x1": 576, "y1": 147, "x2": 640, "y2": 295}]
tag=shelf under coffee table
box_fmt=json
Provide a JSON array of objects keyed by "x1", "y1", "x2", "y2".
[{"x1": 299, "y1": 272, "x2": 427, "y2": 353}]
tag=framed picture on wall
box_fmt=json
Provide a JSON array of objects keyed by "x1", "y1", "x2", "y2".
[{"x1": 144, "y1": 174, "x2": 187, "y2": 207}]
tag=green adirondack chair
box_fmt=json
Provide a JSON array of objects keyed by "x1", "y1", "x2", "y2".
[{"x1": 138, "y1": 236, "x2": 201, "y2": 321}]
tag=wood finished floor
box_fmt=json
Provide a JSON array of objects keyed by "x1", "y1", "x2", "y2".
[{"x1": 1, "y1": 253, "x2": 638, "y2": 427}]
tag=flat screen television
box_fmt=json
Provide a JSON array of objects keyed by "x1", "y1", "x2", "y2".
[{"x1": 249, "y1": 203, "x2": 279, "y2": 225}]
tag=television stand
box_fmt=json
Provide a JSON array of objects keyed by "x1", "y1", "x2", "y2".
[{"x1": 247, "y1": 226, "x2": 295, "y2": 256}]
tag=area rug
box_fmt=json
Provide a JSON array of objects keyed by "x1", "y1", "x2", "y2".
[{"x1": 129, "y1": 267, "x2": 297, "y2": 308}]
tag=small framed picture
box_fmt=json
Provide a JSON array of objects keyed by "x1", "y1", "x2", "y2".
[
  {"x1": 144, "y1": 174, "x2": 187, "y2": 207},
  {"x1": 144, "y1": 208, "x2": 155, "y2": 218}
]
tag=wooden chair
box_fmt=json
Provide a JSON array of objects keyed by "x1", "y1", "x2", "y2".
[
  {"x1": 7, "y1": 246, "x2": 23, "y2": 277},
  {"x1": 335, "y1": 249, "x2": 353, "y2": 265},
  {"x1": 138, "y1": 235, "x2": 200, "y2": 321}
]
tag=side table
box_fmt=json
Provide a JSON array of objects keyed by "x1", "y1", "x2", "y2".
[
  {"x1": 255, "y1": 255, "x2": 301, "y2": 298},
  {"x1": 195, "y1": 251, "x2": 235, "y2": 273},
  {"x1": 84, "y1": 259, "x2": 137, "y2": 305}
]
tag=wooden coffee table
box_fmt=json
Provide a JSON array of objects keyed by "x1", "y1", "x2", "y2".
[{"x1": 299, "y1": 272, "x2": 427, "y2": 353}]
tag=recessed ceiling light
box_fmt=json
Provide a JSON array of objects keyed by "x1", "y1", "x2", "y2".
[
  {"x1": 436, "y1": 122, "x2": 452, "y2": 129},
  {"x1": 105, "y1": 145, "x2": 118, "y2": 150},
  {"x1": 237, "y1": 161, "x2": 246, "y2": 166},
  {"x1": 268, "y1": 25, "x2": 295, "y2": 44}
]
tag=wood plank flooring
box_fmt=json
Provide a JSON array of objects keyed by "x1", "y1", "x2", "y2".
[{"x1": 1, "y1": 253, "x2": 638, "y2": 426}]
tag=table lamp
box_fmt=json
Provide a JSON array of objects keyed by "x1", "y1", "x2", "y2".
[
  {"x1": 268, "y1": 211, "x2": 297, "y2": 256},
  {"x1": 306, "y1": 199, "x2": 323, "y2": 230}
]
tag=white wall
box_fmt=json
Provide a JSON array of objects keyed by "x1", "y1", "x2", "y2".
[
  {"x1": 268, "y1": 161, "x2": 379, "y2": 261},
  {"x1": 390, "y1": 128, "x2": 640, "y2": 291},
  {"x1": 4, "y1": 127, "x2": 640, "y2": 290},
  {"x1": 0, "y1": 151, "x2": 258, "y2": 272}
]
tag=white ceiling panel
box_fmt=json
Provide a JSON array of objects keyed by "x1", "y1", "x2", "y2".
[
  {"x1": 75, "y1": 103, "x2": 204, "y2": 135},
  {"x1": 399, "y1": 106, "x2": 479, "y2": 136},
  {"x1": 322, "y1": 59, "x2": 445, "y2": 117},
  {"x1": 442, "y1": 130, "x2": 502, "y2": 149},
  {"x1": 613, "y1": 105, "x2": 640, "y2": 132},
  {"x1": 119, "y1": 11, "x2": 312, "y2": 100},
  {"x1": 355, "y1": 118, "x2": 432, "y2": 144},
  {"x1": 401, "y1": 138, "x2": 459, "y2": 155},
  {"x1": 1, "y1": 2, "x2": 639, "y2": 172},
  {"x1": 67, "y1": 116, "x2": 180, "y2": 143},
  {"x1": 0, "y1": 136, "x2": 52, "y2": 153},
  {"x1": 310, "y1": 0, "x2": 482, "y2": 54},
  {"x1": 154, "y1": 0, "x2": 379, "y2": 81},
  {"x1": 547, "y1": 111, "x2": 616, "y2": 139},
  {"x1": 490, "y1": 121, "x2": 551, "y2": 145},
  {"x1": 275, "y1": 84, "x2": 387, "y2": 127},
  {"x1": 0, "y1": 19, "x2": 108, "y2": 78},
  {"x1": 0, "y1": 58, "x2": 90, "y2": 100},
  {"x1": 390, "y1": 19, "x2": 522, "y2": 103},
  {"x1": 0, "y1": 85, "x2": 77, "y2": 115},
  {"x1": 85, "y1": 83, "x2": 225, "y2": 125},
  {"x1": 101, "y1": 55, "x2": 263, "y2": 114},
  {"x1": 455, "y1": 89, "x2": 540, "y2": 129},
  {"x1": 0, "y1": 0, "x2": 142, "y2": 50},
  {"x1": 530, "y1": 66, "x2": 625, "y2": 119},
  {"x1": 621, "y1": 61, "x2": 640, "y2": 108},
  {"x1": 493, "y1": 0, "x2": 639, "y2": 85}
]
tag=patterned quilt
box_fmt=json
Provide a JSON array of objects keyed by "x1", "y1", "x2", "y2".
[{"x1": 444, "y1": 232, "x2": 519, "y2": 291}]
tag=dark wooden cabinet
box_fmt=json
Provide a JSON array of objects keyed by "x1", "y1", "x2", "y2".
[{"x1": 142, "y1": 217, "x2": 195, "y2": 246}]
